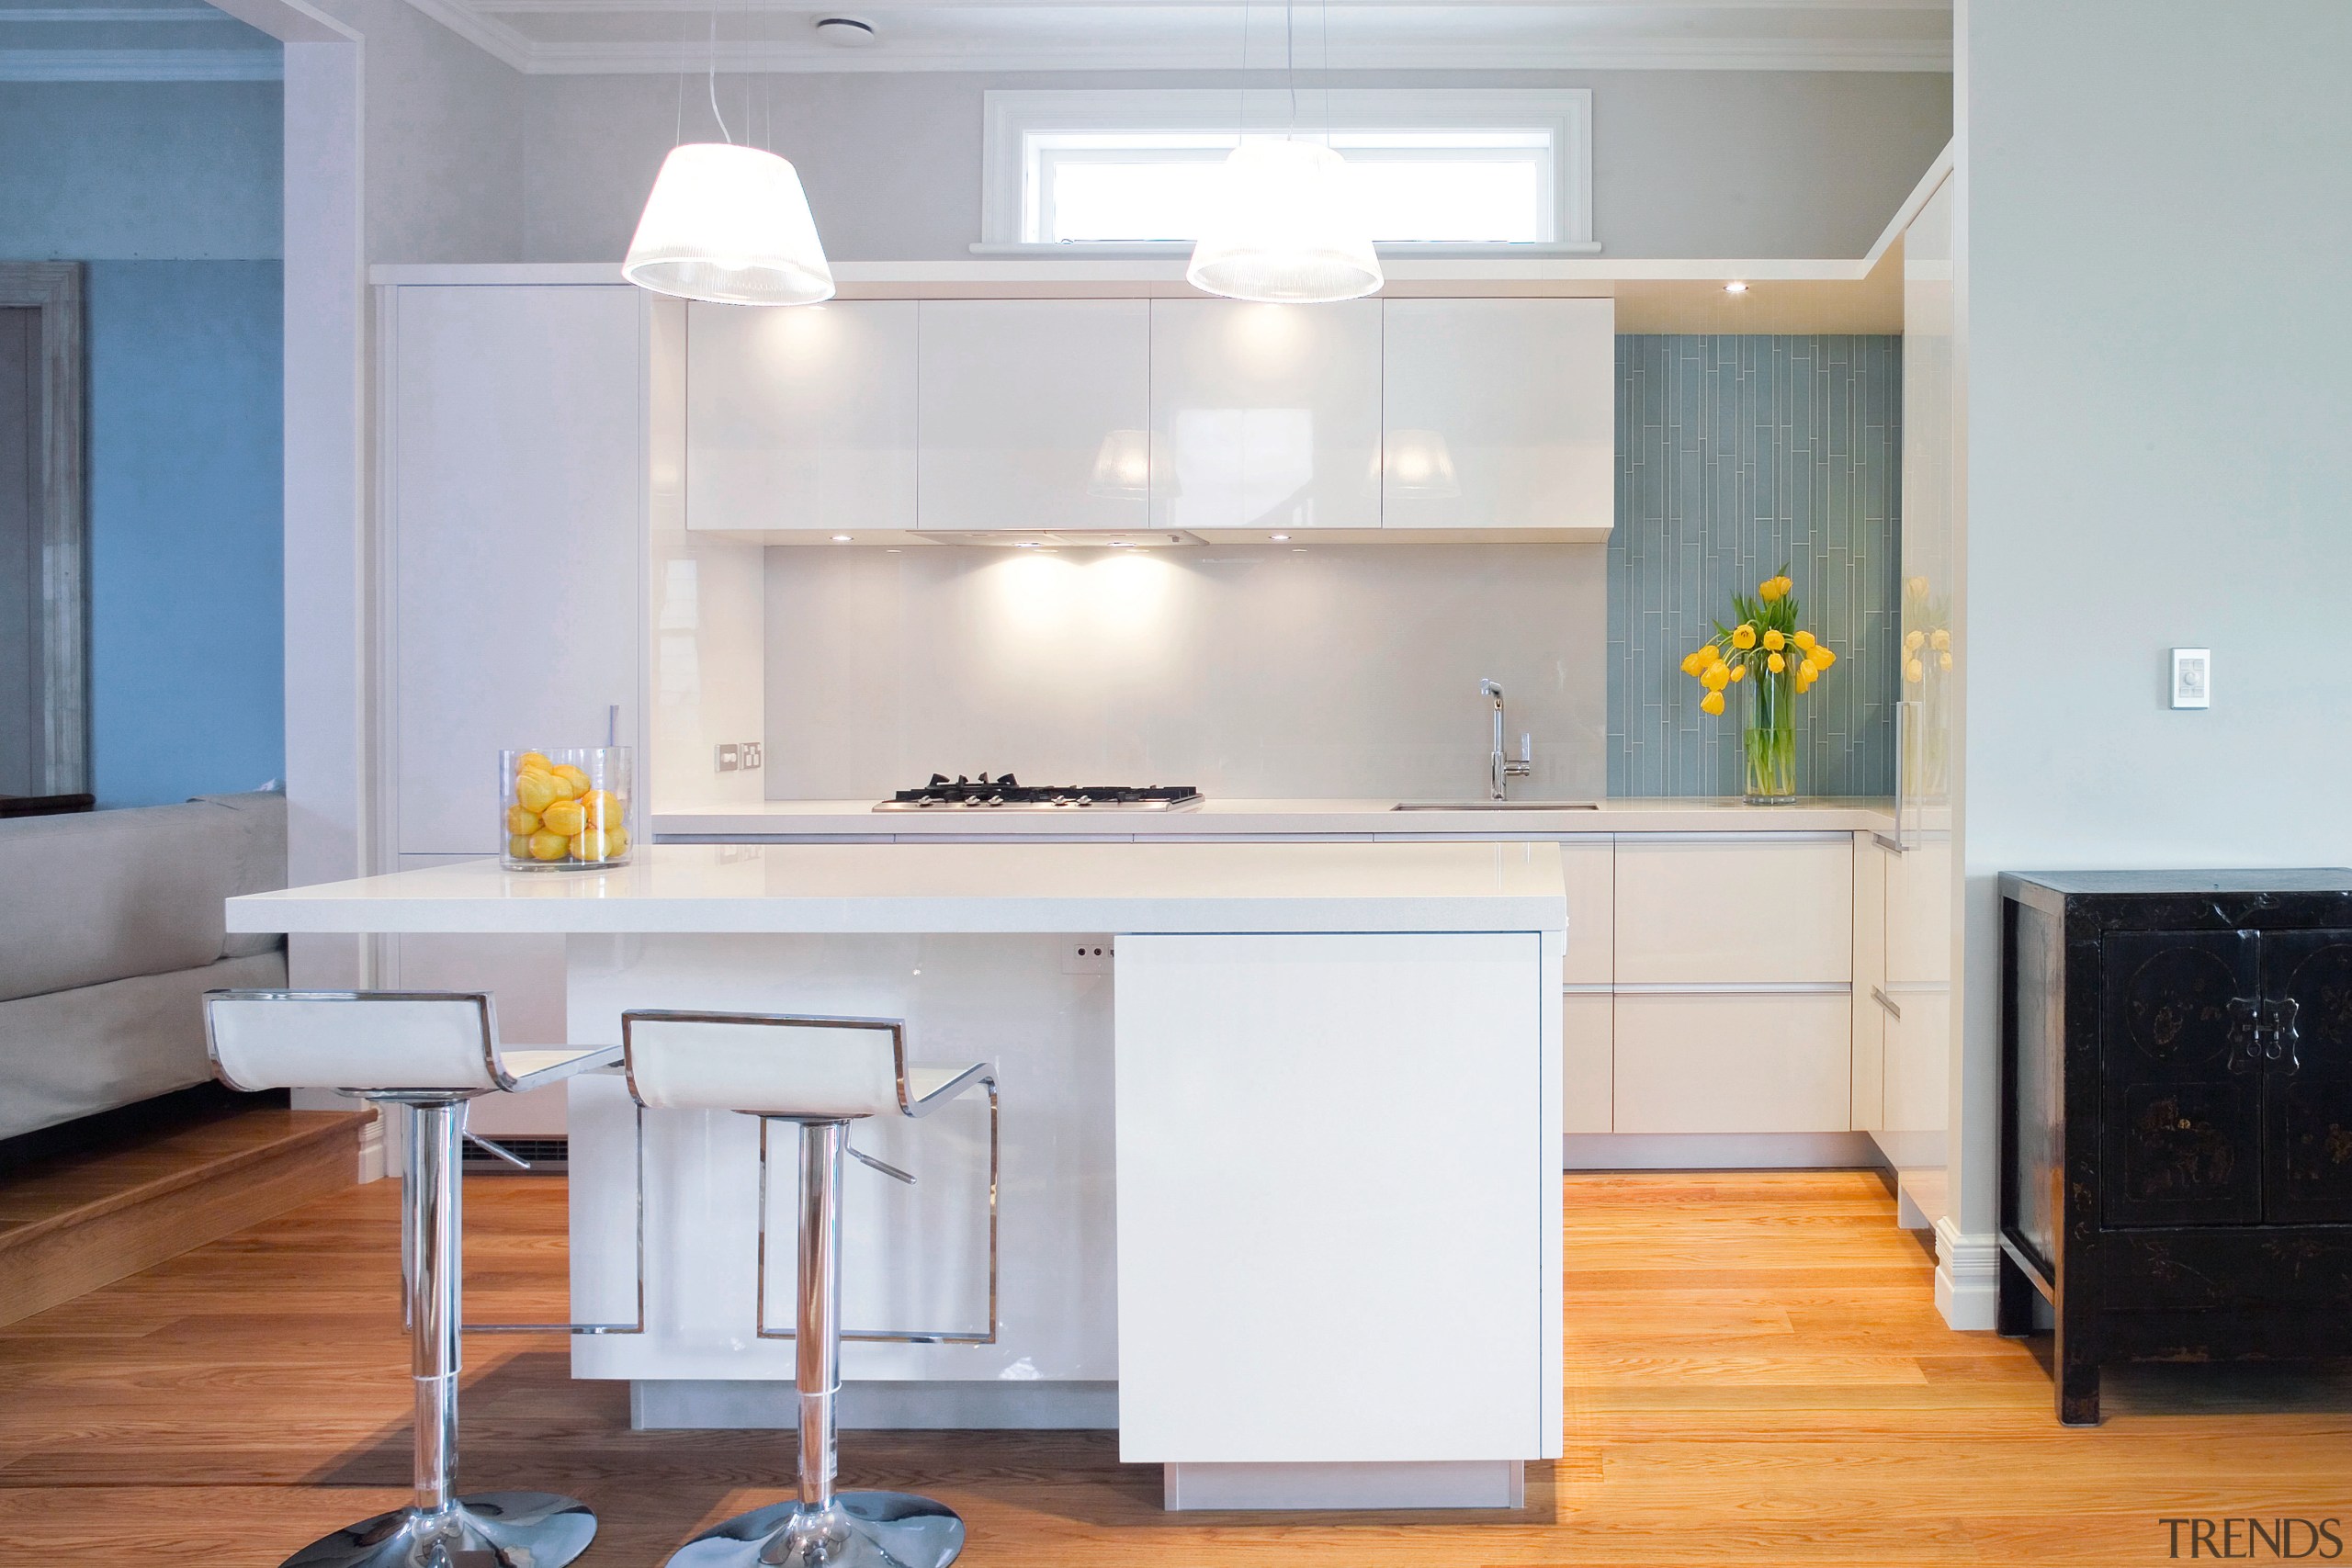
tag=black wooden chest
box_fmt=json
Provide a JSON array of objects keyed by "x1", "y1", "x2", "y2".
[{"x1": 2000, "y1": 869, "x2": 2352, "y2": 1424}]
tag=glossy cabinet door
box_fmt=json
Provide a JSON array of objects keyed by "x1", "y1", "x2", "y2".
[
  {"x1": 1613, "y1": 836, "x2": 1854, "y2": 985},
  {"x1": 385, "y1": 285, "x2": 641, "y2": 856},
  {"x1": 685, "y1": 299, "x2": 916, "y2": 535},
  {"x1": 1380, "y1": 299, "x2": 1614, "y2": 534},
  {"x1": 917, "y1": 299, "x2": 1149, "y2": 533},
  {"x1": 1148, "y1": 299, "x2": 1381, "y2": 534},
  {"x1": 1614, "y1": 992, "x2": 1856, "y2": 1134}
]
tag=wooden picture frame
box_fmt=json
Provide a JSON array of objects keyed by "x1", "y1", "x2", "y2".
[{"x1": 0, "y1": 262, "x2": 87, "y2": 796}]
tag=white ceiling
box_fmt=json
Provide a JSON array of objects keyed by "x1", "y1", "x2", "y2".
[{"x1": 413, "y1": 0, "x2": 1953, "y2": 78}]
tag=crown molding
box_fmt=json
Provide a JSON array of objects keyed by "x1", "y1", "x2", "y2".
[
  {"x1": 0, "y1": 45, "x2": 281, "y2": 78},
  {"x1": 390, "y1": 0, "x2": 1950, "y2": 77}
]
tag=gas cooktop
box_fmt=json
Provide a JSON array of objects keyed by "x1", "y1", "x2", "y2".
[{"x1": 874, "y1": 774, "x2": 1204, "y2": 811}]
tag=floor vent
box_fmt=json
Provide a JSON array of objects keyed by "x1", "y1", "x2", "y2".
[{"x1": 465, "y1": 1134, "x2": 569, "y2": 1174}]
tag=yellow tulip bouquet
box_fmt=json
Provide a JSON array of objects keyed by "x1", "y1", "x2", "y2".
[{"x1": 1679, "y1": 566, "x2": 1838, "y2": 804}]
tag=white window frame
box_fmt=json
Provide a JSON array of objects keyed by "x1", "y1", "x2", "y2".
[{"x1": 978, "y1": 88, "x2": 1598, "y2": 255}]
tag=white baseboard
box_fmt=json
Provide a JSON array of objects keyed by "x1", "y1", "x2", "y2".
[
  {"x1": 629, "y1": 1378, "x2": 1118, "y2": 1431},
  {"x1": 1933, "y1": 1214, "x2": 1999, "y2": 1330},
  {"x1": 1562, "y1": 1131, "x2": 1882, "y2": 1170},
  {"x1": 356, "y1": 1112, "x2": 387, "y2": 1184},
  {"x1": 1163, "y1": 1461, "x2": 1523, "y2": 1511}
]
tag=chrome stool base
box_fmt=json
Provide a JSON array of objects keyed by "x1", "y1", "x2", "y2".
[
  {"x1": 666, "y1": 1492, "x2": 965, "y2": 1568},
  {"x1": 279, "y1": 1489, "x2": 598, "y2": 1566}
]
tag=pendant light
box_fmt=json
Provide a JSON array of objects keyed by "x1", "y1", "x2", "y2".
[
  {"x1": 624, "y1": 26, "x2": 833, "y2": 306},
  {"x1": 1187, "y1": 0, "x2": 1380, "y2": 305}
]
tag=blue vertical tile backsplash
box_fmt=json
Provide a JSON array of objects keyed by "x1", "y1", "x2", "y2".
[{"x1": 1609, "y1": 334, "x2": 1901, "y2": 798}]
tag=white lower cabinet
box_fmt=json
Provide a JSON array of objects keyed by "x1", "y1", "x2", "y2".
[
  {"x1": 1114, "y1": 931, "x2": 1549, "y2": 1464},
  {"x1": 1562, "y1": 992, "x2": 1613, "y2": 1134},
  {"x1": 1611, "y1": 991, "x2": 1856, "y2": 1134}
]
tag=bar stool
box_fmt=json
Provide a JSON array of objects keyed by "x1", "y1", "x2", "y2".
[
  {"x1": 202, "y1": 988, "x2": 622, "y2": 1568},
  {"x1": 622, "y1": 1009, "x2": 998, "y2": 1568}
]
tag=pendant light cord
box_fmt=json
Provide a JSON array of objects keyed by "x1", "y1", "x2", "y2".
[{"x1": 707, "y1": 11, "x2": 731, "y2": 143}]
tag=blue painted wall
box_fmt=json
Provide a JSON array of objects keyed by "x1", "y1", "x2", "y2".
[
  {"x1": 85, "y1": 264, "x2": 285, "y2": 807},
  {"x1": 3, "y1": 77, "x2": 285, "y2": 808},
  {"x1": 1608, "y1": 334, "x2": 1903, "y2": 797}
]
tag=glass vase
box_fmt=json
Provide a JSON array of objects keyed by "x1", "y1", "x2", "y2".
[
  {"x1": 1741, "y1": 667, "x2": 1798, "y2": 806},
  {"x1": 501, "y1": 746, "x2": 632, "y2": 870}
]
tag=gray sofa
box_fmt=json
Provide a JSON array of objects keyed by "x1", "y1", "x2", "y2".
[{"x1": 0, "y1": 791, "x2": 288, "y2": 1143}]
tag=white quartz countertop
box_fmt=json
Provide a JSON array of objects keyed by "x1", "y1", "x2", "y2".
[
  {"x1": 652, "y1": 795, "x2": 1895, "y2": 840},
  {"x1": 228, "y1": 840, "x2": 1567, "y2": 936}
]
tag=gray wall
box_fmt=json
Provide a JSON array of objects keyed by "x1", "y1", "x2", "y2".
[
  {"x1": 522, "y1": 68, "x2": 1950, "y2": 263},
  {"x1": 1610, "y1": 334, "x2": 1901, "y2": 797},
  {"x1": 1955, "y1": 0, "x2": 2352, "y2": 1237}
]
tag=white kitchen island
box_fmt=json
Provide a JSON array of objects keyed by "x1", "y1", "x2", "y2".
[{"x1": 228, "y1": 840, "x2": 1567, "y2": 1511}]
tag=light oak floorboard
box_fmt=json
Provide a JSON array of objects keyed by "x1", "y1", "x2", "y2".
[{"x1": 6, "y1": 1172, "x2": 2352, "y2": 1564}]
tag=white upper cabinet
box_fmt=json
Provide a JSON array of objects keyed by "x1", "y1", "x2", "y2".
[
  {"x1": 917, "y1": 299, "x2": 1150, "y2": 534},
  {"x1": 685, "y1": 300, "x2": 917, "y2": 536},
  {"x1": 1148, "y1": 299, "x2": 1382, "y2": 535},
  {"x1": 386, "y1": 285, "x2": 642, "y2": 856},
  {"x1": 1380, "y1": 299, "x2": 1615, "y2": 536}
]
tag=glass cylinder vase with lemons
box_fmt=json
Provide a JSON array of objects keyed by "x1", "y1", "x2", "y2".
[
  {"x1": 1679, "y1": 568, "x2": 1838, "y2": 806},
  {"x1": 500, "y1": 747, "x2": 631, "y2": 870}
]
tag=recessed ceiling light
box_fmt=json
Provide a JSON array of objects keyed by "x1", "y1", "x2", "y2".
[
  {"x1": 831, "y1": 534, "x2": 852, "y2": 542},
  {"x1": 1270, "y1": 534, "x2": 1290, "y2": 542},
  {"x1": 1108, "y1": 541, "x2": 1130, "y2": 547},
  {"x1": 814, "y1": 16, "x2": 876, "y2": 47},
  {"x1": 1724, "y1": 280, "x2": 1749, "y2": 295}
]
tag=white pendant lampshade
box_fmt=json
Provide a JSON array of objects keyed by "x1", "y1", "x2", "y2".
[
  {"x1": 1187, "y1": 138, "x2": 1382, "y2": 305},
  {"x1": 624, "y1": 142, "x2": 835, "y2": 306}
]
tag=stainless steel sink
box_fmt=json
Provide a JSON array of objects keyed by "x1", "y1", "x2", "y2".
[{"x1": 1391, "y1": 800, "x2": 1600, "y2": 811}]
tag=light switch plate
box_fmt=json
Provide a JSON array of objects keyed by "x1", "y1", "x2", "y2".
[
  {"x1": 741, "y1": 742, "x2": 763, "y2": 770},
  {"x1": 2170, "y1": 648, "x2": 2211, "y2": 710},
  {"x1": 715, "y1": 742, "x2": 740, "y2": 773}
]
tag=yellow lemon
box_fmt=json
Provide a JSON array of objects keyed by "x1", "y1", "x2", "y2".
[
  {"x1": 1699, "y1": 690, "x2": 1725, "y2": 716},
  {"x1": 507, "y1": 833, "x2": 534, "y2": 860},
  {"x1": 1931, "y1": 628, "x2": 1951, "y2": 651},
  {"x1": 1905, "y1": 658, "x2": 1926, "y2": 683},
  {"x1": 1762, "y1": 628, "x2": 1785, "y2": 652},
  {"x1": 514, "y1": 751, "x2": 552, "y2": 776},
  {"x1": 505, "y1": 804, "x2": 541, "y2": 836},
  {"x1": 527, "y1": 829, "x2": 571, "y2": 862},
  {"x1": 541, "y1": 798, "x2": 587, "y2": 837},
  {"x1": 1731, "y1": 624, "x2": 1757, "y2": 649},
  {"x1": 550, "y1": 764, "x2": 592, "y2": 800},
  {"x1": 607, "y1": 825, "x2": 628, "y2": 858},
  {"x1": 578, "y1": 788, "x2": 623, "y2": 827},
  {"x1": 1792, "y1": 630, "x2": 1816, "y2": 652},
  {"x1": 571, "y1": 829, "x2": 622, "y2": 862},
  {"x1": 1729, "y1": 663, "x2": 1747, "y2": 682},
  {"x1": 515, "y1": 772, "x2": 561, "y2": 814},
  {"x1": 1768, "y1": 651, "x2": 1786, "y2": 673}
]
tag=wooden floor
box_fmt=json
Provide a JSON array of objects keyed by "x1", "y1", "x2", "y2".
[{"x1": 6, "y1": 1169, "x2": 2351, "y2": 1565}]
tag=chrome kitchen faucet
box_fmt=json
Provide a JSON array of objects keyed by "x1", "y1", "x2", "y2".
[{"x1": 1480, "y1": 679, "x2": 1532, "y2": 801}]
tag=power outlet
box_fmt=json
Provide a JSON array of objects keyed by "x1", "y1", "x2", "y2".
[
  {"x1": 741, "y1": 741, "x2": 763, "y2": 770},
  {"x1": 714, "y1": 742, "x2": 740, "y2": 773},
  {"x1": 1060, "y1": 938, "x2": 1114, "y2": 976}
]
